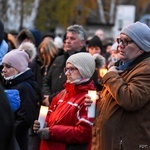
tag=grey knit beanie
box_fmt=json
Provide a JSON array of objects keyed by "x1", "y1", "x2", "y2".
[
  {"x1": 121, "y1": 21, "x2": 150, "y2": 52},
  {"x1": 66, "y1": 52, "x2": 95, "y2": 78}
]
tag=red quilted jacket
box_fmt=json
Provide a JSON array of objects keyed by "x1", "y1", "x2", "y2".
[{"x1": 40, "y1": 81, "x2": 95, "y2": 150}]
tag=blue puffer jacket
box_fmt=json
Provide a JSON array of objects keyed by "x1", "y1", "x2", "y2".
[{"x1": 5, "y1": 89, "x2": 20, "y2": 112}]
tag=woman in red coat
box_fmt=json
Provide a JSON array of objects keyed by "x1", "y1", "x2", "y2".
[{"x1": 33, "y1": 52, "x2": 105, "y2": 150}]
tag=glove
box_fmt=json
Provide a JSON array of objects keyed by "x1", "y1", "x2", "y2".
[
  {"x1": 108, "y1": 66, "x2": 123, "y2": 73},
  {"x1": 37, "y1": 127, "x2": 50, "y2": 140}
]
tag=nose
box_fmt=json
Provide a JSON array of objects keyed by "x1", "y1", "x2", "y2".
[
  {"x1": 65, "y1": 70, "x2": 71, "y2": 75},
  {"x1": 118, "y1": 43, "x2": 125, "y2": 49},
  {"x1": 65, "y1": 38, "x2": 71, "y2": 43},
  {"x1": 2, "y1": 66, "x2": 6, "y2": 72},
  {"x1": 1, "y1": 67, "x2": 6, "y2": 76}
]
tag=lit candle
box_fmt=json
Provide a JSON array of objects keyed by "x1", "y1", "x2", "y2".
[
  {"x1": 99, "y1": 68, "x2": 108, "y2": 77},
  {"x1": 88, "y1": 90, "x2": 97, "y2": 118},
  {"x1": 38, "y1": 105, "x2": 49, "y2": 129}
]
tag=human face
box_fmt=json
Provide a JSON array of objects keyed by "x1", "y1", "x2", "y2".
[
  {"x1": 2, "y1": 64, "x2": 19, "y2": 78},
  {"x1": 88, "y1": 46, "x2": 101, "y2": 56},
  {"x1": 65, "y1": 32, "x2": 85, "y2": 52},
  {"x1": 64, "y1": 63, "x2": 82, "y2": 83},
  {"x1": 95, "y1": 30, "x2": 104, "y2": 41},
  {"x1": 106, "y1": 45, "x2": 112, "y2": 53},
  {"x1": 117, "y1": 34, "x2": 144, "y2": 63}
]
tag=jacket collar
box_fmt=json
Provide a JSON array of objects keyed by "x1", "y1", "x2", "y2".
[{"x1": 116, "y1": 52, "x2": 150, "y2": 71}]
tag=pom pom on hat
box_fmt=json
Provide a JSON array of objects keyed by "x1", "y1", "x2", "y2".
[
  {"x1": 18, "y1": 42, "x2": 36, "y2": 61},
  {"x1": 2, "y1": 42, "x2": 36, "y2": 72},
  {"x1": 93, "y1": 54, "x2": 106, "y2": 68},
  {"x1": 121, "y1": 21, "x2": 150, "y2": 52}
]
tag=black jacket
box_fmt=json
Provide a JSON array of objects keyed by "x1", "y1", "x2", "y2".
[
  {"x1": 0, "y1": 83, "x2": 16, "y2": 150},
  {"x1": 2, "y1": 69, "x2": 37, "y2": 150}
]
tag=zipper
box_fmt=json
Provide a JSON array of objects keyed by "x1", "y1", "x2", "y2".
[{"x1": 59, "y1": 72, "x2": 63, "y2": 78}]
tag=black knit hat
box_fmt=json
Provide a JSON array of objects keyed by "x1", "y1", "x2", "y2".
[{"x1": 88, "y1": 36, "x2": 103, "y2": 50}]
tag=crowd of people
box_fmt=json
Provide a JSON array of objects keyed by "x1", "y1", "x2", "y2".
[{"x1": 0, "y1": 18, "x2": 150, "y2": 150}]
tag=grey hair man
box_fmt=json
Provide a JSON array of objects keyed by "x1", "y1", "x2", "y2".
[
  {"x1": 64, "y1": 24, "x2": 87, "y2": 54},
  {"x1": 42, "y1": 24, "x2": 87, "y2": 106}
]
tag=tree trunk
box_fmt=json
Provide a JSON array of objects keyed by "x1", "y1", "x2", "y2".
[
  {"x1": 109, "y1": 0, "x2": 116, "y2": 24},
  {"x1": 97, "y1": 0, "x2": 106, "y2": 24}
]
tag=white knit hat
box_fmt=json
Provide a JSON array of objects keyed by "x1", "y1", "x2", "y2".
[{"x1": 66, "y1": 52, "x2": 95, "y2": 78}]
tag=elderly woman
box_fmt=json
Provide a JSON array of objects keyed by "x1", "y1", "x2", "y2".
[{"x1": 33, "y1": 52, "x2": 105, "y2": 150}]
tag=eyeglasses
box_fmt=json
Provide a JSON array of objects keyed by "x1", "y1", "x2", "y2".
[
  {"x1": 117, "y1": 38, "x2": 133, "y2": 47},
  {"x1": 64, "y1": 67, "x2": 78, "y2": 73}
]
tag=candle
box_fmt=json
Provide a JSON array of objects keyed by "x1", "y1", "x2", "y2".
[
  {"x1": 88, "y1": 90, "x2": 97, "y2": 118},
  {"x1": 38, "y1": 105, "x2": 49, "y2": 129},
  {"x1": 99, "y1": 68, "x2": 108, "y2": 77}
]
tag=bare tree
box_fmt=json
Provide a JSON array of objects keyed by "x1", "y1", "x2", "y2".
[
  {"x1": 19, "y1": 0, "x2": 40, "y2": 30},
  {"x1": 19, "y1": 0, "x2": 25, "y2": 30},
  {"x1": 3, "y1": 0, "x2": 40, "y2": 31},
  {"x1": 97, "y1": 0, "x2": 106, "y2": 24},
  {"x1": 109, "y1": 0, "x2": 116, "y2": 24},
  {"x1": 0, "y1": 0, "x2": 8, "y2": 23}
]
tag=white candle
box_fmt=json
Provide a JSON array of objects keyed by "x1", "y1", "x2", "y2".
[
  {"x1": 88, "y1": 90, "x2": 97, "y2": 118},
  {"x1": 38, "y1": 105, "x2": 49, "y2": 129}
]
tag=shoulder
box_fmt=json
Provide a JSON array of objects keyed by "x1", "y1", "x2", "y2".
[
  {"x1": 54, "y1": 54, "x2": 66, "y2": 61},
  {"x1": 16, "y1": 81, "x2": 34, "y2": 92},
  {"x1": 51, "y1": 54, "x2": 67, "y2": 67}
]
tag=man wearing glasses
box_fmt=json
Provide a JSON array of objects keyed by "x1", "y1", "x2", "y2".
[{"x1": 85, "y1": 21, "x2": 150, "y2": 150}]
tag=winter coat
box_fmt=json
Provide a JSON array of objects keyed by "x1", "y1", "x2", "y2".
[
  {"x1": 3, "y1": 69, "x2": 37, "y2": 150},
  {"x1": 92, "y1": 52, "x2": 150, "y2": 150},
  {"x1": 42, "y1": 52, "x2": 68, "y2": 101},
  {"x1": 0, "y1": 84, "x2": 15, "y2": 150},
  {"x1": 40, "y1": 80, "x2": 95, "y2": 150},
  {"x1": 33, "y1": 57, "x2": 54, "y2": 101}
]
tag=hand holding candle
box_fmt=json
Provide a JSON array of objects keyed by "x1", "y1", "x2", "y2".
[
  {"x1": 88, "y1": 90, "x2": 97, "y2": 118},
  {"x1": 38, "y1": 106, "x2": 49, "y2": 129}
]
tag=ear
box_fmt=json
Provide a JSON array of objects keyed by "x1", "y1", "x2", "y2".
[{"x1": 80, "y1": 40, "x2": 86, "y2": 47}]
